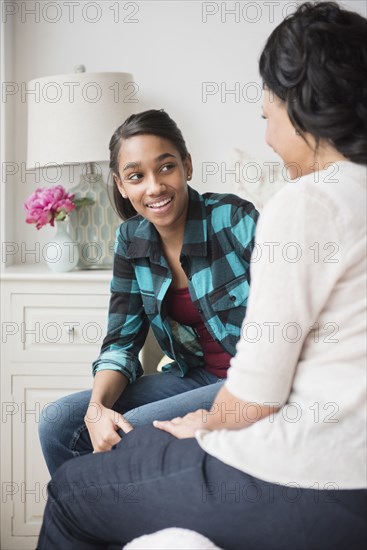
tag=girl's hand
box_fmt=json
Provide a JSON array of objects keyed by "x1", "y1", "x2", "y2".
[
  {"x1": 84, "y1": 403, "x2": 133, "y2": 453},
  {"x1": 153, "y1": 409, "x2": 208, "y2": 439}
]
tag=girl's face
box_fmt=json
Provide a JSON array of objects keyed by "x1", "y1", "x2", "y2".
[
  {"x1": 114, "y1": 134, "x2": 192, "y2": 235},
  {"x1": 262, "y1": 89, "x2": 316, "y2": 180}
]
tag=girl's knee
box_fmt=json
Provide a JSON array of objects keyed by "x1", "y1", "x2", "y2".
[
  {"x1": 38, "y1": 400, "x2": 65, "y2": 441},
  {"x1": 38, "y1": 395, "x2": 85, "y2": 442}
]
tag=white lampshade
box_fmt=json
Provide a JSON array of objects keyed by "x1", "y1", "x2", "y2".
[{"x1": 26, "y1": 72, "x2": 136, "y2": 168}]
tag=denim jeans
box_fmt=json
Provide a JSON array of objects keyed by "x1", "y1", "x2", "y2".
[
  {"x1": 39, "y1": 368, "x2": 224, "y2": 475},
  {"x1": 37, "y1": 425, "x2": 367, "y2": 550}
]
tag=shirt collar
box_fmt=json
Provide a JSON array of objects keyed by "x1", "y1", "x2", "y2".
[{"x1": 125, "y1": 186, "x2": 207, "y2": 262}]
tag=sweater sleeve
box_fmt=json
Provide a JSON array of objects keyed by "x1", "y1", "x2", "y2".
[{"x1": 226, "y1": 183, "x2": 345, "y2": 405}]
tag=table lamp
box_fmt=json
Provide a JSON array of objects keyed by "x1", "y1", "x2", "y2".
[{"x1": 26, "y1": 67, "x2": 137, "y2": 269}]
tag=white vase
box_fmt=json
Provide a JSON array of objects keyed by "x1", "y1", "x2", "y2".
[{"x1": 45, "y1": 221, "x2": 79, "y2": 273}]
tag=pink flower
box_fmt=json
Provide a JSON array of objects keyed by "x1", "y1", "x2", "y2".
[{"x1": 24, "y1": 185, "x2": 75, "y2": 230}]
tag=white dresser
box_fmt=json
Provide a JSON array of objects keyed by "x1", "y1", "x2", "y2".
[
  {"x1": 0, "y1": 266, "x2": 161, "y2": 549},
  {"x1": 0, "y1": 266, "x2": 110, "y2": 548}
]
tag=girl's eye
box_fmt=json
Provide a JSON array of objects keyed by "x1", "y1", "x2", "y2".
[
  {"x1": 127, "y1": 172, "x2": 143, "y2": 181},
  {"x1": 161, "y1": 163, "x2": 175, "y2": 172},
  {"x1": 261, "y1": 115, "x2": 267, "y2": 120}
]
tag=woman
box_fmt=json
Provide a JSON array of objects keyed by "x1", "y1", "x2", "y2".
[
  {"x1": 39, "y1": 109, "x2": 259, "y2": 475},
  {"x1": 37, "y1": 2, "x2": 366, "y2": 549}
]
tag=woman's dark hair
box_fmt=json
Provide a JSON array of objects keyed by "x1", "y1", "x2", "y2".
[
  {"x1": 109, "y1": 109, "x2": 189, "y2": 220},
  {"x1": 259, "y1": 1, "x2": 367, "y2": 164}
]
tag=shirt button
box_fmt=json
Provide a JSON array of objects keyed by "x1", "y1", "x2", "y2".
[
  {"x1": 198, "y1": 308, "x2": 202, "y2": 314},
  {"x1": 230, "y1": 295, "x2": 236, "y2": 302}
]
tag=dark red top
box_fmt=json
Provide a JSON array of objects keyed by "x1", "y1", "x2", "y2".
[{"x1": 166, "y1": 286, "x2": 231, "y2": 378}]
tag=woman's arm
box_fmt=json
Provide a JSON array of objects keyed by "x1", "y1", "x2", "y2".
[{"x1": 153, "y1": 186, "x2": 344, "y2": 441}]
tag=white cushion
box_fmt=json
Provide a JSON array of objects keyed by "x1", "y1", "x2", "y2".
[
  {"x1": 156, "y1": 355, "x2": 172, "y2": 372},
  {"x1": 123, "y1": 527, "x2": 223, "y2": 549},
  {"x1": 227, "y1": 148, "x2": 288, "y2": 211}
]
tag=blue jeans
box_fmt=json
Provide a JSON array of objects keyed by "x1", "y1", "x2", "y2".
[
  {"x1": 37, "y1": 425, "x2": 367, "y2": 550},
  {"x1": 39, "y1": 368, "x2": 224, "y2": 475}
]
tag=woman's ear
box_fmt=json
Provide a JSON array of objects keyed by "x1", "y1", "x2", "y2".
[
  {"x1": 185, "y1": 154, "x2": 193, "y2": 181},
  {"x1": 114, "y1": 174, "x2": 128, "y2": 199}
]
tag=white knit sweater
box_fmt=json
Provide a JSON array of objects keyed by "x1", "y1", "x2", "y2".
[{"x1": 196, "y1": 161, "x2": 367, "y2": 489}]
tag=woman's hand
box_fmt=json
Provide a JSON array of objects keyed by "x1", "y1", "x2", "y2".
[
  {"x1": 84, "y1": 403, "x2": 134, "y2": 453},
  {"x1": 153, "y1": 385, "x2": 280, "y2": 439},
  {"x1": 153, "y1": 409, "x2": 208, "y2": 439}
]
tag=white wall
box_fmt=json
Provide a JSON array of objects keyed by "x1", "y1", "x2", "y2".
[{"x1": 2, "y1": 0, "x2": 366, "y2": 263}]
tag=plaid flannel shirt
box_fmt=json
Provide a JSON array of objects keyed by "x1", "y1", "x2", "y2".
[{"x1": 92, "y1": 186, "x2": 259, "y2": 382}]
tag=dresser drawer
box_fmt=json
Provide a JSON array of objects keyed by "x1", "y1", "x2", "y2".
[{"x1": 9, "y1": 293, "x2": 109, "y2": 363}]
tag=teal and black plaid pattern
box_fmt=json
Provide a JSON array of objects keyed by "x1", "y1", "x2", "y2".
[{"x1": 92, "y1": 186, "x2": 259, "y2": 382}]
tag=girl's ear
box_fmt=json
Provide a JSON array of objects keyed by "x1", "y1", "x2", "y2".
[
  {"x1": 114, "y1": 174, "x2": 128, "y2": 199},
  {"x1": 184, "y1": 154, "x2": 193, "y2": 181}
]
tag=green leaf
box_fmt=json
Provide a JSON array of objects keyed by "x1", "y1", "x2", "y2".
[
  {"x1": 55, "y1": 211, "x2": 67, "y2": 221},
  {"x1": 74, "y1": 197, "x2": 95, "y2": 207}
]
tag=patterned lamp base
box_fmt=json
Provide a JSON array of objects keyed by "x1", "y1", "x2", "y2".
[{"x1": 69, "y1": 171, "x2": 121, "y2": 269}]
